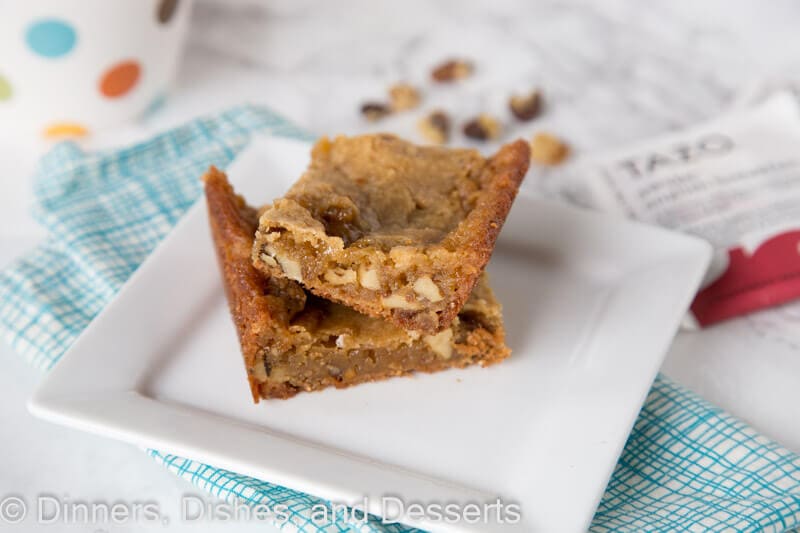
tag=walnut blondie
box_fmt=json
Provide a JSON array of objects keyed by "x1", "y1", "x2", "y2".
[
  {"x1": 252, "y1": 134, "x2": 529, "y2": 334},
  {"x1": 205, "y1": 167, "x2": 511, "y2": 401}
]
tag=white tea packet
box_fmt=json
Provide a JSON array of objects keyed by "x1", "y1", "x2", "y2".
[{"x1": 567, "y1": 93, "x2": 800, "y2": 327}]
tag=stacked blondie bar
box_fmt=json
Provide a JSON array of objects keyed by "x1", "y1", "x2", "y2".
[{"x1": 204, "y1": 134, "x2": 530, "y2": 402}]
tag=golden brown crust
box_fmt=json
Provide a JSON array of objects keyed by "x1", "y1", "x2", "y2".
[
  {"x1": 425, "y1": 138, "x2": 530, "y2": 331},
  {"x1": 204, "y1": 166, "x2": 267, "y2": 402},
  {"x1": 205, "y1": 167, "x2": 511, "y2": 403},
  {"x1": 252, "y1": 135, "x2": 530, "y2": 334}
]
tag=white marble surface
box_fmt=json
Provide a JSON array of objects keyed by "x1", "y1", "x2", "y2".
[{"x1": 2, "y1": 0, "x2": 800, "y2": 531}]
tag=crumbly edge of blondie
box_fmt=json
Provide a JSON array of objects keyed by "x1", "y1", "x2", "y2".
[
  {"x1": 204, "y1": 167, "x2": 510, "y2": 402},
  {"x1": 252, "y1": 136, "x2": 530, "y2": 334}
]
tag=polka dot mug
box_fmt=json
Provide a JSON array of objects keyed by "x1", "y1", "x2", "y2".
[{"x1": 0, "y1": 0, "x2": 192, "y2": 140}]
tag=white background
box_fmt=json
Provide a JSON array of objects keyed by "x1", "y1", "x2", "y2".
[{"x1": 1, "y1": 1, "x2": 800, "y2": 531}]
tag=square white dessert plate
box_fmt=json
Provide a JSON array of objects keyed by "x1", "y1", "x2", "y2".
[{"x1": 30, "y1": 137, "x2": 711, "y2": 533}]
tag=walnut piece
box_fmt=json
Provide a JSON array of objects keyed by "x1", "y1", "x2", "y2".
[
  {"x1": 360, "y1": 102, "x2": 390, "y2": 122},
  {"x1": 358, "y1": 266, "x2": 381, "y2": 290},
  {"x1": 413, "y1": 276, "x2": 443, "y2": 302},
  {"x1": 463, "y1": 115, "x2": 502, "y2": 141},
  {"x1": 381, "y1": 293, "x2": 422, "y2": 310},
  {"x1": 259, "y1": 253, "x2": 278, "y2": 268},
  {"x1": 424, "y1": 329, "x2": 453, "y2": 359},
  {"x1": 509, "y1": 90, "x2": 542, "y2": 121},
  {"x1": 323, "y1": 267, "x2": 357, "y2": 285},
  {"x1": 251, "y1": 359, "x2": 268, "y2": 381},
  {"x1": 389, "y1": 83, "x2": 421, "y2": 111},
  {"x1": 530, "y1": 132, "x2": 569, "y2": 165},
  {"x1": 388, "y1": 246, "x2": 417, "y2": 269},
  {"x1": 276, "y1": 255, "x2": 303, "y2": 282},
  {"x1": 431, "y1": 59, "x2": 473, "y2": 82},
  {"x1": 417, "y1": 110, "x2": 450, "y2": 145}
]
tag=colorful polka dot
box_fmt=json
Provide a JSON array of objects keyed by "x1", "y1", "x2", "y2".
[
  {"x1": 99, "y1": 60, "x2": 141, "y2": 98},
  {"x1": 158, "y1": 0, "x2": 180, "y2": 24},
  {"x1": 0, "y1": 75, "x2": 12, "y2": 101},
  {"x1": 43, "y1": 122, "x2": 89, "y2": 139},
  {"x1": 26, "y1": 19, "x2": 77, "y2": 58}
]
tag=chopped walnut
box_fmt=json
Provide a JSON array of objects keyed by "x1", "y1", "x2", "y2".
[
  {"x1": 463, "y1": 115, "x2": 502, "y2": 141},
  {"x1": 381, "y1": 293, "x2": 422, "y2": 310},
  {"x1": 509, "y1": 90, "x2": 542, "y2": 121},
  {"x1": 417, "y1": 110, "x2": 450, "y2": 145},
  {"x1": 275, "y1": 256, "x2": 303, "y2": 282},
  {"x1": 389, "y1": 83, "x2": 421, "y2": 111},
  {"x1": 413, "y1": 276, "x2": 443, "y2": 302},
  {"x1": 360, "y1": 102, "x2": 390, "y2": 122},
  {"x1": 259, "y1": 253, "x2": 278, "y2": 268},
  {"x1": 251, "y1": 360, "x2": 268, "y2": 381},
  {"x1": 323, "y1": 267, "x2": 357, "y2": 285},
  {"x1": 358, "y1": 266, "x2": 381, "y2": 290},
  {"x1": 388, "y1": 246, "x2": 417, "y2": 269},
  {"x1": 530, "y1": 132, "x2": 569, "y2": 165},
  {"x1": 424, "y1": 329, "x2": 454, "y2": 359},
  {"x1": 431, "y1": 59, "x2": 473, "y2": 82}
]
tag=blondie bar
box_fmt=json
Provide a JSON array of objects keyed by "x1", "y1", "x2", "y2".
[
  {"x1": 205, "y1": 167, "x2": 511, "y2": 401},
  {"x1": 252, "y1": 134, "x2": 529, "y2": 334}
]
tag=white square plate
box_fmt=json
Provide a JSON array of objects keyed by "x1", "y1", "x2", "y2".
[{"x1": 30, "y1": 137, "x2": 710, "y2": 532}]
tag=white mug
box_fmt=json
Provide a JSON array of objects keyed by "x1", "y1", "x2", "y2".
[{"x1": 0, "y1": 0, "x2": 193, "y2": 140}]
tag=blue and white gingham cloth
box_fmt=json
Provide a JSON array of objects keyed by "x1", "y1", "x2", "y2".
[{"x1": 1, "y1": 105, "x2": 799, "y2": 532}]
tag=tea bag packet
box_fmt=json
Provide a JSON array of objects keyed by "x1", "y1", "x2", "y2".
[{"x1": 567, "y1": 93, "x2": 800, "y2": 327}]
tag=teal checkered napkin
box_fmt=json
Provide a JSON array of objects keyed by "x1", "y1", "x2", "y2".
[{"x1": 1, "y1": 105, "x2": 799, "y2": 532}]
